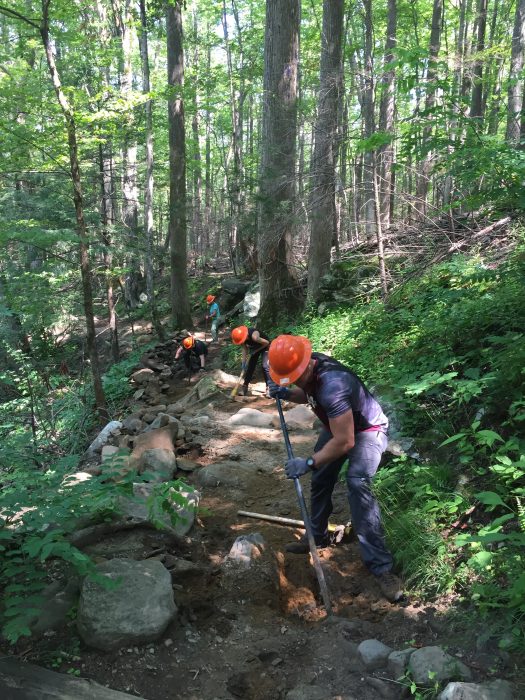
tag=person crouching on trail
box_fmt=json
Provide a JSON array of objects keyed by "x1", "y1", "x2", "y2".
[
  {"x1": 267, "y1": 334, "x2": 404, "y2": 603},
  {"x1": 206, "y1": 295, "x2": 220, "y2": 342},
  {"x1": 231, "y1": 325, "x2": 271, "y2": 397},
  {"x1": 175, "y1": 336, "x2": 207, "y2": 372}
]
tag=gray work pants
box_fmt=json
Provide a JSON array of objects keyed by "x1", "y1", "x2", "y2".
[{"x1": 309, "y1": 428, "x2": 393, "y2": 576}]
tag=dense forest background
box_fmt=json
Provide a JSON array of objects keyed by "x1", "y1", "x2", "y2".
[{"x1": 0, "y1": 0, "x2": 525, "y2": 678}]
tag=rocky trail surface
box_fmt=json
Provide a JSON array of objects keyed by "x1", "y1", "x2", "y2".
[{"x1": 1, "y1": 329, "x2": 519, "y2": 700}]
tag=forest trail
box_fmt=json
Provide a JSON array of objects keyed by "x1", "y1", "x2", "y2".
[{"x1": 45, "y1": 325, "x2": 514, "y2": 700}]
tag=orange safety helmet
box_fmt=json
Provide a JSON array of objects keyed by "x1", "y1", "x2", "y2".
[
  {"x1": 231, "y1": 325, "x2": 249, "y2": 345},
  {"x1": 182, "y1": 336, "x2": 195, "y2": 350},
  {"x1": 268, "y1": 335, "x2": 312, "y2": 386},
  {"x1": 206, "y1": 294, "x2": 216, "y2": 304}
]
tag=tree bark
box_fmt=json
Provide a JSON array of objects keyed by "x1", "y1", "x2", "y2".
[
  {"x1": 166, "y1": 0, "x2": 193, "y2": 329},
  {"x1": 378, "y1": 0, "x2": 397, "y2": 228},
  {"x1": 257, "y1": 0, "x2": 301, "y2": 325},
  {"x1": 469, "y1": 0, "x2": 488, "y2": 120},
  {"x1": 307, "y1": 0, "x2": 344, "y2": 304},
  {"x1": 139, "y1": 0, "x2": 164, "y2": 341},
  {"x1": 39, "y1": 0, "x2": 108, "y2": 422},
  {"x1": 362, "y1": 0, "x2": 376, "y2": 240},
  {"x1": 415, "y1": 0, "x2": 443, "y2": 217},
  {"x1": 506, "y1": 0, "x2": 525, "y2": 145}
]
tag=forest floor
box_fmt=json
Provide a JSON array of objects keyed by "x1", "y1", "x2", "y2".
[{"x1": 11, "y1": 325, "x2": 521, "y2": 700}]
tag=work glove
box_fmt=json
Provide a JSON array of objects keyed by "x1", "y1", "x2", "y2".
[
  {"x1": 269, "y1": 385, "x2": 290, "y2": 401},
  {"x1": 285, "y1": 457, "x2": 312, "y2": 480}
]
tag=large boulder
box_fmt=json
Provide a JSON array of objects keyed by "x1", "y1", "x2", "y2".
[
  {"x1": 438, "y1": 680, "x2": 513, "y2": 700},
  {"x1": 138, "y1": 448, "x2": 177, "y2": 481},
  {"x1": 271, "y1": 404, "x2": 315, "y2": 431},
  {"x1": 197, "y1": 460, "x2": 253, "y2": 488},
  {"x1": 357, "y1": 639, "x2": 393, "y2": 670},
  {"x1": 409, "y1": 646, "x2": 472, "y2": 686},
  {"x1": 85, "y1": 421, "x2": 122, "y2": 456},
  {"x1": 243, "y1": 289, "x2": 260, "y2": 318},
  {"x1": 221, "y1": 278, "x2": 251, "y2": 301},
  {"x1": 0, "y1": 659, "x2": 144, "y2": 699},
  {"x1": 77, "y1": 559, "x2": 176, "y2": 651},
  {"x1": 117, "y1": 482, "x2": 199, "y2": 536},
  {"x1": 228, "y1": 407, "x2": 275, "y2": 428}
]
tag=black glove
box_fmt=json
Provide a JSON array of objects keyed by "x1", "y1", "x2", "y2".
[{"x1": 269, "y1": 386, "x2": 290, "y2": 400}]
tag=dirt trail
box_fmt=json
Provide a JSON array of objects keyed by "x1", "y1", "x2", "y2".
[{"x1": 21, "y1": 328, "x2": 518, "y2": 699}]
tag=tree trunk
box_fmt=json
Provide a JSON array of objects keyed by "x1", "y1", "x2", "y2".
[
  {"x1": 191, "y1": 3, "x2": 203, "y2": 260},
  {"x1": 469, "y1": 0, "x2": 488, "y2": 121},
  {"x1": 506, "y1": 0, "x2": 525, "y2": 145},
  {"x1": 257, "y1": 0, "x2": 301, "y2": 325},
  {"x1": 378, "y1": 0, "x2": 397, "y2": 228},
  {"x1": 415, "y1": 0, "x2": 443, "y2": 217},
  {"x1": 307, "y1": 0, "x2": 344, "y2": 305},
  {"x1": 139, "y1": 0, "x2": 164, "y2": 340},
  {"x1": 166, "y1": 0, "x2": 193, "y2": 329},
  {"x1": 39, "y1": 0, "x2": 107, "y2": 422},
  {"x1": 362, "y1": 0, "x2": 376, "y2": 240}
]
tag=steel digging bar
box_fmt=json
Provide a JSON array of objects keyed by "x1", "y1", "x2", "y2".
[{"x1": 275, "y1": 397, "x2": 332, "y2": 615}]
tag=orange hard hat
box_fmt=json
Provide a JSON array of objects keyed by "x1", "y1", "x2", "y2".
[
  {"x1": 206, "y1": 294, "x2": 215, "y2": 303},
  {"x1": 231, "y1": 325, "x2": 249, "y2": 345},
  {"x1": 268, "y1": 335, "x2": 312, "y2": 386},
  {"x1": 182, "y1": 336, "x2": 195, "y2": 350}
]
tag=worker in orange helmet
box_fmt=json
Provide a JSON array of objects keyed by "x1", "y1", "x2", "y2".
[
  {"x1": 268, "y1": 334, "x2": 403, "y2": 603},
  {"x1": 231, "y1": 325, "x2": 271, "y2": 396},
  {"x1": 206, "y1": 294, "x2": 220, "y2": 342},
  {"x1": 174, "y1": 335, "x2": 208, "y2": 372}
]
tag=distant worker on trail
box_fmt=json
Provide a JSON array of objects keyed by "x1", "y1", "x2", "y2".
[
  {"x1": 268, "y1": 334, "x2": 403, "y2": 603},
  {"x1": 175, "y1": 336, "x2": 207, "y2": 372},
  {"x1": 231, "y1": 325, "x2": 271, "y2": 397},
  {"x1": 206, "y1": 295, "x2": 220, "y2": 343}
]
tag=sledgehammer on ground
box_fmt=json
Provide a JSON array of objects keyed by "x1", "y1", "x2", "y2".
[{"x1": 237, "y1": 510, "x2": 351, "y2": 544}]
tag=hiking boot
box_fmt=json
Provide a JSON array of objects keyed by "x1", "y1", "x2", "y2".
[
  {"x1": 285, "y1": 535, "x2": 330, "y2": 554},
  {"x1": 375, "y1": 571, "x2": 404, "y2": 602},
  {"x1": 238, "y1": 385, "x2": 249, "y2": 396}
]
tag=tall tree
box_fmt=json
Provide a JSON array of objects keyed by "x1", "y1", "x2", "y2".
[
  {"x1": 257, "y1": 0, "x2": 301, "y2": 324},
  {"x1": 361, "y1": 0, "x2": 376, "y2": 240},
  {"x1": 166, "y1": 0, "x2": 192, "y2": 329},
  {"x1": 0, "y1": 0, "x2": 108, "y2": 422},
  {"x1": 307, "y1": 0, "x2": 344, "y2": 304},
  {"x1": 415, "y1": 0, "x2": 443, "y2": 216},
  {"x1": 506, "y1": 0, "x2": 525, "y2": 145},
  {"x1": 378, "y1": 0, "x2": 397, "y2": 227},
  {"x1": 469, "y1": 0, "x2": 488, "y2": 120}
]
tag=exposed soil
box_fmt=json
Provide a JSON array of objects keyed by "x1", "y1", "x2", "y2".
[{"x1": 10, "y1": 326, "x2": 521, "y2": 700}]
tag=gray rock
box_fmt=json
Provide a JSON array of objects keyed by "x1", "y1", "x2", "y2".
[
  {"x1": 29, "y1": 578, "x2": 80, "y2": 635},
  {"x1": 409, "y1": 646, "x2": 472, "y2": 686},
  {"x1": 286, "y1": 685, "x2": 331, "y2": 700},
  {"x1": 228, "y1": 407, "x2": 275, "y2": 428},
  {"x1": 357, "y1": 639, "x2": 393, "y2": 670},
  {"x1": 130, "y1": 368, "x2": 155, "y2": 384},
  {"x1": 0, "y1": 659, "x2": 144, "y2": 699},
  {"x1": 118, "y1": 482, "x2": 199, "y2": 536},
  {"x1": 85, "y1": 421, "x2": 123, "y2": 455},
  {"x1": 387, "y1": 648, "x2": 415, "y2": 679},
  {"x1": 144, "y1": 413, "x2": 182, "y2": 433},
  {"x1": 121, "y1": 416, "x2": 144, "y2": 434},
  {"x1": 225, "y1": 534, "x2": 265, "y2": 569},
  {"x1": 243, "y1": 289, "x2": 260, "y2": 318},
  {"x1": 197, "y1": 460, "x2": 252, "y2": 488},
  {"x1": 77, "y1": 559, "x2": 176, "y2": 651},
  {"x1": 139, "y1": 448, "x2": 176, "y2": 482},
  {"x1": 438, "y1": 680, "x2": 513, "y2": 700},
  {"x1": 222, "y1": 277, "x2": 251, "y2": 297}
]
